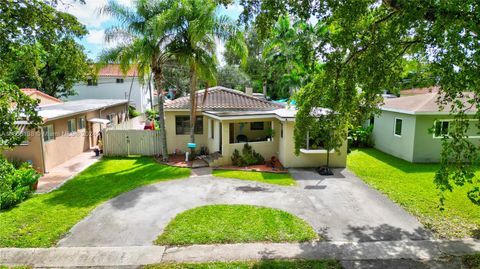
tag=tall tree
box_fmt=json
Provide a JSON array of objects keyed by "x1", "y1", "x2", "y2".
[
  {"x1": 263, "y1": 15, "x2": 323, "y2": 99},
  {"x1": 100, "y1": 0, "x2": 176, "y2": 162},
  {"x1": 156, "y1": 0, "x2": 247, "y2": 158},
  {"x1": 0, "y1": 0, "x2": 89, "y2": 98},
  {"x1": 239, "y1": 0, "x2": 480, "y2": 205}
]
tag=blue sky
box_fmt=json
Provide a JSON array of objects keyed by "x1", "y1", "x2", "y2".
[{"x1": 58, "y1": 0, "x2": 243, "y2": 62}]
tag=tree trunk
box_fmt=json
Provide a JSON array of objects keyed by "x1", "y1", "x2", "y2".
[
  {"x1": 189, "y1": 65, "x2": 197, "y2": 160},
  {"x1": 153, "y1": 70, "x2": 169, "y2": 162}
]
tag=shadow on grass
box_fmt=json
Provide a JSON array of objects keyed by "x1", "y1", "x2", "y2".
[{"x1": 43, "y1": 156, "x2": 190, "y2": 208}]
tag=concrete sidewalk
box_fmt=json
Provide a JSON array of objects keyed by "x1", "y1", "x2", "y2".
[
  {"x1": 36, "y1": 151, "x2": 100, "y2": 193},
  {"x1": 1, "y1": 239, "x2": 479, "y2": 268}
]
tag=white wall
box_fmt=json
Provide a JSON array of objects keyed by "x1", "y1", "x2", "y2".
[{"x1": 67, "y1": 77, "x2": 154, "y2": 112}]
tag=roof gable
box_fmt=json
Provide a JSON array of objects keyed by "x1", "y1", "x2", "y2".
[
  {"x1": 21, "y1": 88, "x2": 63, "y2": 106},
  {"x1": 164, "y1": 86, "x2": 284, "y2": 111}
]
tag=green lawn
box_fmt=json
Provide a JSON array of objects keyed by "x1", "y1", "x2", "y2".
[
  {"x1": 463, "y1": 253, "x2": 480, "y2": 269},
  {"x1": 347, "y1": 148, "x2": 480, "y2": 238},
  {"x1": 155, "y1": 205, "x2": 318, "y2": 245},
  {"x1": 144, "y1": 260, "x2": 341, "y2": 269},
  {"x1": 0, "y1": 157, "x2": 190, "y2": 247},
  {"x1": 212, "y1": 170, "x2": 296, "y2": 186}
]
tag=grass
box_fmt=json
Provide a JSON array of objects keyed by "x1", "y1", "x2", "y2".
[
  {"x1": 144, "y1": 260, "x2": 341, "y2": 269},
  {"x1": 463, "y1": 253, "x2": 480, "y2": 269},
  {"x1": 347, "y1": 148, "x2": 480, "y2": 238},
  {"x1": 155, "y1": 205, "x2": 318, "y2": 245},
  {"x1": 212, "y1": 170, "x2": 296, "y2": 186},
  {"x1": 0, "y1": 157, "x2": 190, "y2": 247}
]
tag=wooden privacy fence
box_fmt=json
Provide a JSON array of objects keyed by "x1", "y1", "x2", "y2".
[{"x1": 104, "y1": 129, "x2": 162, "y2": 156}]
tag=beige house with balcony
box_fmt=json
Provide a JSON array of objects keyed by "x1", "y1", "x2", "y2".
[{"x1": 164, "y1": 86, "x2": 347, "y2": 168}]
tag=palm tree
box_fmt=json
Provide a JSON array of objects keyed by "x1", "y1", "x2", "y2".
[
  {"x1": 99, "y1": 0, "x2": 175, "y2": 161},
  {"x1": 154, "y1": 0, "x2": 247, "y2": 158}
]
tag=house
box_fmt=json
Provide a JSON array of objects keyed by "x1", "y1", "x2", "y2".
[
  {"x1": 21, "y1": 88, "x2": 64, "y2": 106},
  {"x1": 66, "y1": 64, "x2": 154, "y2": 112},
  {"x1": 371, "y1": 91, "x2": 479, "y2": 162},
  {"x1": 4, "y1": 91, "x2": 129, "y2": 173},
  {"x1": 164, "y1": 86, "x2": 347, "y2": 168}
]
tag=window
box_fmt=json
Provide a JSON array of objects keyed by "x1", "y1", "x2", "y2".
[
  {"x1": 106, "y1": 113, "x2": 115, "y2": 124},
  {"x1": 116, "y1": 78, "x2": 124, "y2": 83},
  {"x1": 87, "y1": 78, "x2": 97, "y2": 86},
  {"x1": 67, "y1": 119, "x2": 77, "y2": 133},
  {"x1": 250, "y1": 122, "x2": 264, "y2": 130},
  {"x1": 280, "y1": 123, "x2": 283, "y2": 138},
  {"x1": 43, "y1": 124, "x2": 55, "y2": 142},
  {"x1": 434, "y1": 121, "x2": 450, "y2": 138},
  {"x1": 394, "y1": 118, "x2": 403, "y2": 136},
  {"x1": 78, "y1": 117, "x2": 86, "y2": 129},
  {"x1": 210, "y1": 120, "x2": 215, "y2": 139},
  {"x1": 175, "y1": 116, "x2": 203, "y2": 135},
  {"x1": 19, "y1": 130, "x2": 29, "y2": 145}
]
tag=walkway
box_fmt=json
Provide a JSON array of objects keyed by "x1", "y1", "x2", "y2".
[
  {"x1": 1, "y1": 239, "x2": 479, "y2": 268},
  {"x1": 36, "y1": 151, "x2": 100, "y2": 193},
  {"x1": 58, "y1": 170, "x2": 429, "y2": 247}
]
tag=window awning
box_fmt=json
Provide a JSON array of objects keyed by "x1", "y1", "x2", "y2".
[{"x1": 88, "y1": 118, "x2": 110, "y2": 124}]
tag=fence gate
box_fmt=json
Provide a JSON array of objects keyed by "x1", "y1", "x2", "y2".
[{"x1": 104, "y1": 130, "x2": 162, "y2": 156}]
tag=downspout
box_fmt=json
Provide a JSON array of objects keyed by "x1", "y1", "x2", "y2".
[{"x1": 39, "y1": 127, "x2": 48, "y2": 174}]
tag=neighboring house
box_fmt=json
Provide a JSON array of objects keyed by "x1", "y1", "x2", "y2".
[
  {"x1": 4, "y1": 92, "x2": 129, "y2": 173},
  {"x1": 372, "y1": 92, "x2": 479, "y2": 162},
  {"x1": 164, "y1": 86, "x2": 347, "y2": 168},
  {"x1": 66, "y1": 64, "x2": 154, "y2": 112},
  {"x1": 21, "y1": 88, "x2": 63, "y2": 106}
]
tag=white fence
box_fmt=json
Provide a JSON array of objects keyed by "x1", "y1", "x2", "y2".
[{"x1": 104, "y1": 129, "x2": 162, "y2": 156}]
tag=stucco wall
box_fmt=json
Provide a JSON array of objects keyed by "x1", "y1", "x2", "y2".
[
  {"x1": 3, "y1": 103, "x2": 127, "y2": 173},
  {"x1": 68, "y1": 77, "x2": 153, "y2": 112},
  {"x1": 206, "y1": 118, "x2": 221, "y2": 153},
  {"x1": 277, "y1": 121, "x2": 347, "y2": 168},
  {"x1": 412, "y1": 115, "x2": 480, "y2": 162},
  {"x1": 165, "y1": 111, "x2": 208, "y2": 154},
  {"x1": 2, "y1": 131, "x2": 44, "y2": 172},
  {"x1": 372, "y1": 111, "x2": 416, "y2": 162}
]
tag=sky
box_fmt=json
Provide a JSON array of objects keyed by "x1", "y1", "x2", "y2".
[{"x1": 57, "y1": 0, "x2": 244, "y2": 62}]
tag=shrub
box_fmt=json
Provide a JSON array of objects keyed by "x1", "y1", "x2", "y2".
[
  {"x1": 348, "y1": 125, "x2": 374, "y2": 148},
  {"x1": 231, "y1": 144, "x2": 265, "y2": 166},
  {"x1": 145, "y1": 109, "x2": 158, "y2": 120},
  {"x1": 0, "y1": 157, "x2": 40, "y2": 209},
  {"x1": 128, "y1": 106, "x2": 141, "y2": 118}
]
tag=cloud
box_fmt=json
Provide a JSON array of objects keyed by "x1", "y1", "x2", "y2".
[
  {"x1": 86, "y1": 29, "x2": 106, "y2": 45},
  {"x1": 58, "y1": 0, "x2": 110, "y2": 28}
]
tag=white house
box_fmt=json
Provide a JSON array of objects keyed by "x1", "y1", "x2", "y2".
[{"x1": 66, "y1": 64, "x2": 155, "y2": 112}]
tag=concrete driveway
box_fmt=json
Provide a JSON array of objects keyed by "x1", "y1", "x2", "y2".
[{"x1": 58, "y1": 169, "x2": 430, "y2": 247}]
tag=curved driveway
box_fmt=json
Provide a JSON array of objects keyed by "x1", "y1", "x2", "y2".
[{"x1": 58, "y1": 169, "x2": 430, "y2": 247}]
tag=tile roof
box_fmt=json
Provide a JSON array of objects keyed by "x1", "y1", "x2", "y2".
[
  {"x1": 21, "y1": 88, "x2": 63, "y2": 105},
  {"x1": 382, "y1": 92, "x2": 477, "y2": 114},
  {"x1": 96, "y1": 64, "x2": 137, "y2": 77},
  {"x1": 164, "y1": 86, "x2": 284, "y2": 111}
]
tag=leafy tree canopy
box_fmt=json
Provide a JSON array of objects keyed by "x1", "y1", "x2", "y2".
[
  {"x1": 242, "y1": 0, "x2": 480, "y2": 204},
  {"x1": 217, "y1": 65, "x2": 252, "y2": 91},
  {"x1": 0, "y1": 0, "x2": 89, "y2": 98},
  {"x1": 0, "y1": 82, "x2": 42, "y2": 149}
]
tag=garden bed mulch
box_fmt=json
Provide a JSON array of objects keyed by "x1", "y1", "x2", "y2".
[{"x1": 214, "y1": 163, "x2": 288, "y2": 174}]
